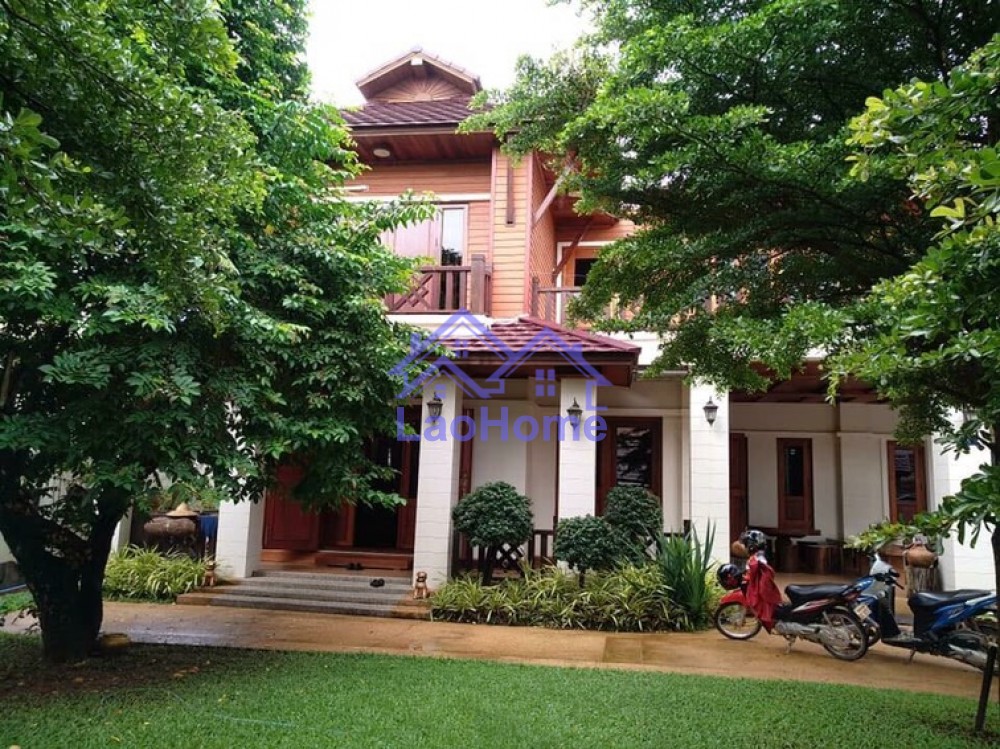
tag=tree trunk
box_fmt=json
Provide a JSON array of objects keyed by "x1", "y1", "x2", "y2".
[
  {"x1": 17, "y1": 511, "x2": 118, "y2": 663},
  {"x1": 0, "y1": 453, "x2": 125, "y2": 663}
]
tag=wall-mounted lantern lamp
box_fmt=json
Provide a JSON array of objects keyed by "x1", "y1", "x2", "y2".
[
  {"x1": 703, "y1": 397, "x2": 719, "y2": 426},
  {"x1": 427, "y1": 394, "x2": 443, "y2": 422},
  {"x1": 567, "y1": 398, "x2": 583, "y2": 429}
]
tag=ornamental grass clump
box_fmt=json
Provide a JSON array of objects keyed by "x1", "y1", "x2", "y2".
[
  {"x1": 658, "y1": 523, "x2": 717, "y2": 630},
  {"x1": 431, "y1": 564, "x2": 680, "y2": 631},
  {"x1": 103, "y1": 547, "x2": 208, "y2": 601}
]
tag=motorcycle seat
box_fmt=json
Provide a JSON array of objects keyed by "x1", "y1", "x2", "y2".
[
  {"x1": 785, "y1": 583, "x2": 850, "y2": 606},
  {"x1": 909, "y1": 589, "x2": 992, "y2": 611}
]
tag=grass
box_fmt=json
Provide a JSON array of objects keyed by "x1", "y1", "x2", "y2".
[{"x1": 0, "y1": 634, "x2": 997, "y2": 748}]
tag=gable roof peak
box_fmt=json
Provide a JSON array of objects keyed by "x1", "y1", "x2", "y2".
[{"x1": 355, "y1": 48, "x2": 482, "y2": 101}]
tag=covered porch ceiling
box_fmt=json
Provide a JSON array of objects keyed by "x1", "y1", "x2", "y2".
[{"x1": 730, "y1": 361, "x2": 881, "y2": 404}]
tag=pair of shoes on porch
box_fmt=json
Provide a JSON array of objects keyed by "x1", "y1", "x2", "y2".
[
  {"x1": 347, "y1": 562, "x2": 364, "y2": 571},
  {"x1": 369, "y1": 578, "x2": 385, "y2": 588}
]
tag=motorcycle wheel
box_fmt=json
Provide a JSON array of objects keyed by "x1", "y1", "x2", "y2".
[
  {"x1": 821, "y1": 607, "x2": 869, "y2": 661},
  {"x1": 714, "y1": 602, "x2": 763, "y2": 640}
]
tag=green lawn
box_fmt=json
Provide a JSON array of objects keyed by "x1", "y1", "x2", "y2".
[{"x1": 0, "y1": 633, "x2": 996, "y2": 748}]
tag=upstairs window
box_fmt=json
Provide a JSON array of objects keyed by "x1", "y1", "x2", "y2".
[{"x1": 381, "y1": 205, "x2": 467, "y2": 266}]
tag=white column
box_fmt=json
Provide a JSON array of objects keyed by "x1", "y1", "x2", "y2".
[
  {"x1": 110, "y1": 509, "x2": 132, "y2": 553},
  {"x1": 215, "y1": 497, "x2": 265, "y2": 579},
  {"x1": 687, "y1": 383, "x2": 730, "y2": 560},
  {"x1": 557, "y1": 378, "x2": 598, "y2": 521},
  {"x1": 412, "y1": 377, "x2": 463, "y2": 588},
  {"x1": 927, "y1": 420, "x2": 995, "y2": 590}
]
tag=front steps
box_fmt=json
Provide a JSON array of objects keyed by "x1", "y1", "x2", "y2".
[{"x1": 177, "y1": 569, "x2": 430, "y2": 620}]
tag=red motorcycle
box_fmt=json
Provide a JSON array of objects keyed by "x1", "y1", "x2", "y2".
[{"x1": 714, "y1": 530, "x2": 870, "y2": 661}]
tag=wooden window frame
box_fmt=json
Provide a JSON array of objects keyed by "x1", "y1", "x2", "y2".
[{"x1": 776, "y1": 438, "x2": 814, "y2": 534}]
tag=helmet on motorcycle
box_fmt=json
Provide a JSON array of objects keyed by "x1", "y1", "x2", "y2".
[
  {"x1": 739, "y1": 529, "x2": 768, "y2": 554},
  {"x1": 717, "y1": 563, "x2": 743, "y2": 590}
]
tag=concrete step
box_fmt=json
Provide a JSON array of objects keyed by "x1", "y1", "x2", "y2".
[
  {"x1": 179, "y1": 592, "x2": 429, "y2": 619},
  {"x1": 250, "y1": 570, "x2": 410, "y2": 591},
  {"x1": 208, "y1": 584, "x2": 409, "y2": 606}
]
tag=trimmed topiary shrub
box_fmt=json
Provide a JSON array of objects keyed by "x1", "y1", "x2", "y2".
[
  {"x1": 604, "y1": 486, "x2": 663, "y2": 562},
  {"x1": 452, "y1": 481, "x2": 533, "y2": 584},
  {"x1": 553, "y1": 515, "x2": 627, "y2": 587}
]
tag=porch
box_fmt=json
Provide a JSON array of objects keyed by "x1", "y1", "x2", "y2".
[{"x1": 387, "y1": 254, "x2": 492, "y2": 315}]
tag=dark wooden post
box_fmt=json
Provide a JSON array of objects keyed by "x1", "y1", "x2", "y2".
[
  {"x1": 470, "y1": 254, "x2": 487, "y2": 314},
  {"x1": 530, "y1": 276, "x2": 540, "y2": 317}
]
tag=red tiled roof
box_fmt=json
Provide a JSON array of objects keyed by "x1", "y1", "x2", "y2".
[
  {"x1": 341, "y1": 98, "x2": 475, "y2": 128},
  {"x1": 440, "y1": 317, "x2": 640, "y2": 358}
]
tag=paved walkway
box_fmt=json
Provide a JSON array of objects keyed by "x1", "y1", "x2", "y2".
[{"x1": 61, "y1": 602, "x2": 998, "y2": 700}]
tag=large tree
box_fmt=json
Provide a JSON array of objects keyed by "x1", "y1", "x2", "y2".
[
  {"x1": 833, "y1": 38, "x2": 1000, "y2": 592},
  {"x1": 0, "y1": 0, "x2": 422, "y2": 662},
  {"x1": 467, "y1": 0, "x2": 997, "y2": 389}
]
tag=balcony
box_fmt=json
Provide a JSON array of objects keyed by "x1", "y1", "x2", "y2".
[
  {"x1": 387, "y1": 253, "x2": 492, "y2": 315},
  {"x1": 530, "y1": 283, "x2": 581, "y2": 325}
]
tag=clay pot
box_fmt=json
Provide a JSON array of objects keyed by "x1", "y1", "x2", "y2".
[
  {"x1": 143, "y1": 515, "x2": 196, "y2": 539},
  {"x1": 905, "y1": 544, "x2": 938, "y2": 568},
  {"x1": 730, "y1": 540, "x2": 749, "y2": 558}
]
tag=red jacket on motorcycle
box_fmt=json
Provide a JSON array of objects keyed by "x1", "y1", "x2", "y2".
[{"x1": 745, "y1": 553, "x2": 783, "y2": 631}]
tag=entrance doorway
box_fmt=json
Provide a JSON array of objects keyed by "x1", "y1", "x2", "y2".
[
  {"x1": 887, "y1": 441, "x2": 927, "y2": 523},
  {"x1": 596, "y1": 417, "x2": 662, "y2": 515}
]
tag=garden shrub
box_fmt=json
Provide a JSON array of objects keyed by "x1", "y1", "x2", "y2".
[
  {"x1": 103, "y1": 546, "x2": 208, "y2": 601},
  {"x1": 0, "y1": 590, "x2": 34, "y2": 626},
  {"x1": 553, "y1": 515, "x2": 627, "y2": 586},
  {"x1": 432, "y1": 564, "x2": 681, "y2": 631},
  {"x1": 658, "y1": 523, "x2": 716, "y2": 629},
  {"x1": 452, "y1": 481, "x2": 533, "y2": 584},
  {"x1": 603, "y1": 486, "x2": 663, "y2": 562}
]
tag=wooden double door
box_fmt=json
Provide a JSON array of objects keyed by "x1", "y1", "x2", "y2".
[{"x1": 263, "y1": 436, "x2": 420, "y2": 553}]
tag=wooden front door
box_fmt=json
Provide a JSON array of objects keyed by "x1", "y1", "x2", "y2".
[
  {"x1": 888, "y1": 441, "x2": 927, "y2": 523},
  {"x1": 596, "y1": 417, "x2": 663, "y2": 515},
  {"x1": 263, "y1": 464, "x2": 320, "y2": 550},
  {"x1": 777, "y1": 438, "x2": 814, "y2": 534},
  {"x1": 729, "y1": 433, "x2": 748, "y2": 543}
]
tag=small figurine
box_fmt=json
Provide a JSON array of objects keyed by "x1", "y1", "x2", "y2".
[
  {"x1": 203, "y1": 559, "x2": 217, "y2": 588},
  {"x1": 413, "y1": 570, "x2": 430, "y2": 599}
]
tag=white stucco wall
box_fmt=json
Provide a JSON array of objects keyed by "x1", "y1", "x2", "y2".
[
  {"x1": 0, "y1": 534, "x2": 12, "y2": 565},
  {"x1": 731, "y1": 402, "x2": 900, "y2": 541}
]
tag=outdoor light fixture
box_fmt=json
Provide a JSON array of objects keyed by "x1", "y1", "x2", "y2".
[
  {"x1": 427, "y1": 394, "x2": 443, "y2": 422},
  {"x1": 566, "y1": 398, "x2": 583, "y2": 429},
  {"x1": 372, "y1": 145, "x2": 393, "y2": 159},
  {"x1": 703, "y1": 397, "x2": 719, "y2": 426}
]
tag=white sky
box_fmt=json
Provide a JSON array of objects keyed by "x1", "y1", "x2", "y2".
[{"x1": 306, "y1": 0, "x2": 590, "y2": 105}]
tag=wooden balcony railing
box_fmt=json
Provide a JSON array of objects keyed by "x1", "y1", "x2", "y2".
[
  {"x1": 530, "y1": 282, "x2": 581, "y2": 325},
  {"x1": 387, "y1": 253, "x2": 492, "y2": 315}
]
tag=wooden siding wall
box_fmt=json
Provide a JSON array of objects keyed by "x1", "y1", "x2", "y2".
[
  {"x1": 491, "y1": 151, "x2": 530, "y2": 317},
  {"x1": 348, "y1": 161, "x2": 491, "y2": 195},
  {"x1": 372, "y1": 77, "x2": 465, "y2": 102},
  {"x1": 528, "y1": 154, "x2": 556, "y2": 290}
]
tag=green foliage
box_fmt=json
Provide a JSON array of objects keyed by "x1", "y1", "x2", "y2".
[
  {"x1": 102, "y1": 547, "x2": 207, "y2": 601},
  {"x1": 468, "y1": 1, "x2": 996, "y2": 390},
  {"x1": 432, "y1": 565, "x2": 682, "y2": 631},
  {"x1": 0, "y1": 0, "x2": 426, "y2": 660},
  {"x1": 0, "y1": 638, "x2": 993, "y2": 747},
  {"x1": 831, "y1": 38, "x2": 1000, "y2": 591},
  {"x1": 658, "y1": 524, "x2": 717, "y2": 630},
  {"x1": 0, "y1": 591, "x2": 34, "y2": 624},
  {"x1": 604, "y1": 486, "x2": 663, "y2": 561},
  {"x1": 553, "y1": 515, "x2": 627, "y2": 579},
  {"x1": 452, "y1": 482, "x2": 534, "y2": 551}
]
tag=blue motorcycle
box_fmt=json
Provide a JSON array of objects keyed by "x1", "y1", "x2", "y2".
[{"x1": 862, "y1": 558, "x2": 998, "y2": 672}]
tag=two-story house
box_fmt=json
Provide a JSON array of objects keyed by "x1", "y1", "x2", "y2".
[{"x1": 210, "y1": 49, "x2": 993, "y2": 592}]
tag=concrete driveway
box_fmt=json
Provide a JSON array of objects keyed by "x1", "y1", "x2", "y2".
[{"x1": 68, "y1": 601, "x2": 997, "y2": 701}]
